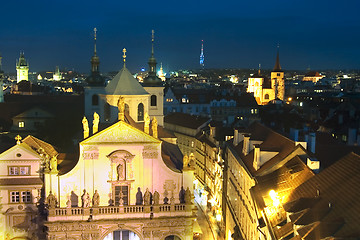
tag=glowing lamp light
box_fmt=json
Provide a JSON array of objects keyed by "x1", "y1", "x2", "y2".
[
  {"x1": 269, "y1": 190, "x2": 280, "y2": 207},
  {"x1": 216, "y1": 213, "x2": 222, "y2": 222},
  {"x1": 288, "y1": 97, "x2": 292, "y2": 101}
]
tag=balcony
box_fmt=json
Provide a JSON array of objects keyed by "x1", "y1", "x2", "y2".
[{"x1": 48, "y1": 204, "x2": 195, "y2": 222}]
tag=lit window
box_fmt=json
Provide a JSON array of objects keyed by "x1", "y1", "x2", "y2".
[
  {"x1": 21, "y1": 191, "x2": 32, "y2": 203},
  {"x1": 20, "y1": 166, "x2": 30, "y2": 175},
  {"x1": 19, "y1": 121, "x2": 25, "y2": 128},
  {"x1": 9, "y1": 167, "x2": 19, "y2": 175},
  {"x1": 10, "y1": 191, "x2": 20, "y2": 203},
  {"x1": 166, "y1": 98, "x2": 173, "y2": 102}
]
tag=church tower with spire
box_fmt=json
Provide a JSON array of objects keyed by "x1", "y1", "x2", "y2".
[
  {"x1": 271, "y1": 45, "x2": 285, "y2": 101},
  {"x1": 142, "y1": 30, "x2": 164, "y2": 126},
  {"x1": 16, "y1": 52, "x2": 29, "y2": 83},
  {"x1": 84, "y1": 28, "x2": 107, "y2": 122}
]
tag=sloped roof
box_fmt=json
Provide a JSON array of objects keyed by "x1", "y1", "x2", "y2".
[
  {"x1": 161, "y1": 141, "x2": 183, "y2": 172},
  {"x1": 105, "y1": 66, "x2": 149, "y2": 95},
  {"x1": 286, "y1": 152, "x2": 360, "y2": 238},
  {"x1": 22, "y1": 135, "x2": 58, "y2": 157}
]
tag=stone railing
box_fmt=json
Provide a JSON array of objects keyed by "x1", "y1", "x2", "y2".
[{"x1": 48, "y1": 203, "x2": 195, "y2": 221}]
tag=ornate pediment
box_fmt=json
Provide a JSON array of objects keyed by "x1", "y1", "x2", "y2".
[{"x1": 81, "y1": 121, "x2": 161, "y2": 145}]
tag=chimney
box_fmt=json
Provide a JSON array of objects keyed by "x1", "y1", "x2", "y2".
[
  {"x1": 210, "y1": 125, "x2": 216, "y2": 138},
  {"x1": 307, "y1": 157, "x2": 320, "y2": 173},
  {"x1": 253, "y1": 144, "x2": 260, "y2": 170},
  {"x1": 242, "y1": 134, "x2": 251, "y2": 155},
  {"x1": 233, "y1": 129, "x2": 239, "y2": 146},
  {"x1": 306, "y1": 132, "x2": 316, "y2": 153}
]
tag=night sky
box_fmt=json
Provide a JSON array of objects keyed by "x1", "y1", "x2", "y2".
[{"x1": 1, "y1": 0, "x2": 360, "y2": 73}]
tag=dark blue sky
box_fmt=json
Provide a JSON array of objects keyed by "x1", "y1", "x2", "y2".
[{"x1": 1, "y1": 0, "x2": 360, "y2": 73}]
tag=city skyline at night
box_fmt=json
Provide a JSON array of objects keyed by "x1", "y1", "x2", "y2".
[{"x1": 1, "y1": 0, "x2": 360, "y2": 73}]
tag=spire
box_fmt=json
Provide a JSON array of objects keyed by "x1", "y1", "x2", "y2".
[
  {"x1": 86, "y1": 28, "x2": 105, "y2": 86},
  {"x1": 200, "y1": 40, "x2": 204, "y2": 68},
  {"x1": 90, "y1": 28, "x2": 100, "y2": 73},
  {"x1": 143, "y1": 30, "x2": 162, "y2": 86},
  {"x1": 273, "y1": 44, "x2": 282, "y2": 71},
  {"x1": 258, "y1": 63, "x2": 261, "y2": 76},
  {"x1": 94, "y1": 27, "x2": 97, "y2": 56},
  {"x1": 122, "y1": 48, "x2": 127, "y2": 68}
]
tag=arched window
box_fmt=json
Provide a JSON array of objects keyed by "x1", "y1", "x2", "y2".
[
  {"x1": 264, "y1": 94, "x2": 269, "y2": 100},
  {"x1": 92, "y1": 94, "x2": 99, "y2": 106},
  {"x1": 137, "y1": 103, "x2": 144, "y2": 121},
  {"x1": 151, "y1": 95, "x2": 157, "y2": 106},
  {"x1": 104, "y1": 103, "x2": 111, "y2": 121}
]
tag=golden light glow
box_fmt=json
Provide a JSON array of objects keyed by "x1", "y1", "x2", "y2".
[{"x1": 269, "y1": 190, "x2": 280, "y2": 207}]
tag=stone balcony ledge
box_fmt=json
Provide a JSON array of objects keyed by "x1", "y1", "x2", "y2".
[{"x1": 48, "y1": 204, "x2": 196, "y2": 222}]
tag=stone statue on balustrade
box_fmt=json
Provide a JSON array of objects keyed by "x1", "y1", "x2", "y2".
[
  {"x1": 46, "y1": 191, "x2": 57, "y2": 209},
  {"x1": 82, "y1": 190, "x2": 91, "y2": 208},
  {"x1": 163, "y1": 190, "x2": 169, "y2": 204},
  {"x1": 119, "y1": 191, "x2": 124, "y2": 206},
  {"x1": 179, "y1": 186, "x2": 186, "y2": 204},
  {"x1": 92, "y1": 190, "x2": 100, "y2": 207},
  {"x1": 136, "y1": 187, "x2": 143, "y2": 205},
  {"x1": 185, "y1": 187, "x2": 192, "y2": 204},
  {"x1": 153, "y1": 191, "x2": 160, "y2": 205},
  {"x1": 144, "y1": 188, "x2": 151, "y2": 205}
]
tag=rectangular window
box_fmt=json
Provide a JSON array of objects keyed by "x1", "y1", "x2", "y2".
[
  {"x1": 20, "y1": 166, "x2": 30, "y2": 175},
  {"x1": 9, "y1": 166, "x2": 19, "y2": 175},
  {"x1": 10, "y1": 191, "x2": 20, "y2": 203},
  {"x1": 21, "y1": 191, "x2": 32, "y2": 203},
  {"x1": 18, "y1": 121, "x2": 25, "y2": 128},
  {"x1": 8, "y1": 166, "x2": 30, "y2": 175}
]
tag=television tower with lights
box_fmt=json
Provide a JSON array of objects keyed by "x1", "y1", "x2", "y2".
[{"x1": 200, "y1": 40, "x2": 204, "y2": 68}]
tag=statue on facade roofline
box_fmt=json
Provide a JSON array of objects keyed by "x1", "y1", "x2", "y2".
[
  {"x1": 93, "y1": 112, "x2": 99, "y2": 134},
  {"x1": 50, "y1": 154, "x2": 58, "y2": 174},
  {"x1": 153, "y1": 191, "x2": 160, "y2": 205},
  {"x1": 93, "y1": 190, "x2": 100, "y2": 207},
  {"x1": 82, "y1": 116, "x2": 89, "y2": 139},
  {"x1": 185, "y1": 187, "x2": 192, "y2": 204},
  {"x1": 47, "y1": 191, "x2": 57, "y2": 209},
  {"x1": 136, "y1": 187, "x2": 143, "y2": 205},
  {"x1": 179, "y1": 186, "x2": 185, "y2": 204},
  {"x1": 144, "y1": 188, "x2": 151, "y2": 205},
  {"x1": 81, "y1": 189, "x2": 90, "y2": 208},
  {"x1": 144, "y1": 112, "x2": 150, "y2": 134},
  {"x1": 151, "y1": 117, "x2": 158, "y2": 138},
  {"x1": 117, "y1": 96, "x2": 125, "y2": 121}
]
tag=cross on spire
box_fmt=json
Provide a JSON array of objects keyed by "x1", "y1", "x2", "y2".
[
  {"x1": 122, "y1": 48, "x2": 127, "y2": 67},
  {"x1": 15, "y1": 135, "x2": 22, "y2": 144}
]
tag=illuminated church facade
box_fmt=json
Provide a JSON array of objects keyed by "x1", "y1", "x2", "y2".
[
  {"x1": 247, "y1": 49, "x2": 284, "y2": 105},
  {"x1": 0, "y1": 31, "x2": 196, "y2": 240}
]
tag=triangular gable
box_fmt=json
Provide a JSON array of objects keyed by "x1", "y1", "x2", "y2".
[
  {"x1": 0, "y1": 142, "x2": 41, "y2": 161},
  {"x1": 81, "y1": 120, "x2": 161, "y2": 144}
]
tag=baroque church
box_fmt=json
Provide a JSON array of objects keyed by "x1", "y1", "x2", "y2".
[
  {"x1": 247, "y1": 48, "x2": 284, "y2": 105},
  {"x1": 0, "y1": 30, "x2": 196, "y2": 240}
]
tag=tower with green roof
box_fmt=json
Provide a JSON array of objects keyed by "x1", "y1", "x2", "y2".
[{"x1": 142, "y1": 30, "x2": 164, "y2": 126}]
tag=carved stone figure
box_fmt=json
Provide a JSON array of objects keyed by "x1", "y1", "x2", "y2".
[
  {"x1": 153, "y1": 191, "x2": 160, "y2": 205},
  {"x1": 92, "y1": 190, "x2": 100, "y2": 207},
  {"x1": 179, "y1": 186, "x2": 186, "y2": 204},
  {"x1": 117, "y1": 163, "x2": 125, "y2": 180},
  {"x1": 136, "y1": 187, "x2": 143, "y2": 205},
  {"x1": 47, "y1": 191, "x2": 57, "y2": 208},
  {"x1": 183, "y1": 155, "x2": 189, "y2": 168},
  {"x1": 119, "y1": 191, "x2": 124, "y2": 206},
  {"x1": 50, "y1": 155, "x2": 58, "y2": 173},
  {"x1": 81, "y1": 190, "x2": 90, "y2": 208},
  {"x1": 144, "y1": 112, "x2": 150, "y2": 134},
  {"x1": 93, "y1": 112, "x2": 99, "y2": 134},
  {"x1": 144, "y1": 188, "x2": 151, "y2": 205},
  {"x1": 185, "y1": 187, "x2": 192, "y2": 204},
  {"x1": 66, "y1": 195, "x2": 71, "y2": 208},
  {"x1": 163, "y1": 190, "x2": 169, "y2": 204},
  {"x1": 151, "y1": 117, "x2": 158, "y2": 138},
  {"x1": 82, "y1": 116, "x2": 89, "y2": 139},
  {"x1": 189, "y1": 153, "x2": 195, "y2": 168}
]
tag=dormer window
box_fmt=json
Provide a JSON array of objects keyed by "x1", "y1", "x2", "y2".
[{"x1": 19, "y1": 121, "x2": 25, "y2": 128}]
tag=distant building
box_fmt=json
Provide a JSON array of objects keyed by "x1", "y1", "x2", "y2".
[
  {"x1": 16, "y1": 52, "x2": 29, "y2": 83},
  {"x1": 53, "y1": 66, "x2": 62, "y2": 81},
  {"x1": 303, "y1": 71, "x2": 323, "y2": 83},
  {"x1": 247, "y1": 50, "x2": 285, "y2": 105}
]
